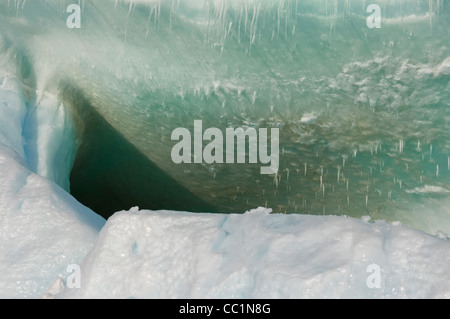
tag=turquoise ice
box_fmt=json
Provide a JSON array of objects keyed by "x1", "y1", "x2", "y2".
[{"x1": 0, "y1": 0, "x2": 449, "y2": 234}]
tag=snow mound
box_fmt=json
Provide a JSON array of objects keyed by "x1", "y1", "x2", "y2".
[{"x1": 55, "y1": 207, "x2": 450, "y2": 299}]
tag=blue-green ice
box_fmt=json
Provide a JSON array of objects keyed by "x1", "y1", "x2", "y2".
[{"x1": 0, "y1": 0, "x2": 449, "y2": 235}]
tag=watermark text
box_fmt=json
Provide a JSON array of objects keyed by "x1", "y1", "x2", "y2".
[{"x1": 171, "y1": 120, "x2": 279, "y2": 175}]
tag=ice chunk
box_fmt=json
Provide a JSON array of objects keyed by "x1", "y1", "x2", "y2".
[
  {"x1": 0, "y1": 73, "x2": 105, "y2": 298},
  {"x1": 55, "y1": 208, "x2": 450, "y2": 299}
]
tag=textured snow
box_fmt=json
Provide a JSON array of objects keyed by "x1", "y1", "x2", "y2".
[{"x1": 55, "y1": 207, "x2": 450, "y2": 299}]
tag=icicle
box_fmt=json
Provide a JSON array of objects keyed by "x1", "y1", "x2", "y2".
[
  {"x1": 428, "y1": 0, "x2": 433, "y2": 29},
  {"x1": 274, "y1": 172, "x2": 279, "y2": 189}
]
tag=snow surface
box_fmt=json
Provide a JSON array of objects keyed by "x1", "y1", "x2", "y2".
[{"x1": 53, "y1": 207, "x2": 450, "y2": 299}]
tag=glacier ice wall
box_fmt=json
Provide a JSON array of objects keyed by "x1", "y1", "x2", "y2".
[{"x1": 1, "y1": 0, "x2": 450, "y2": 232}]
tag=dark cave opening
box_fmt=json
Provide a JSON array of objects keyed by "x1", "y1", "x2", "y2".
[{"x1": 65, "y1": 87, "x2": 216, "y2": 220}]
